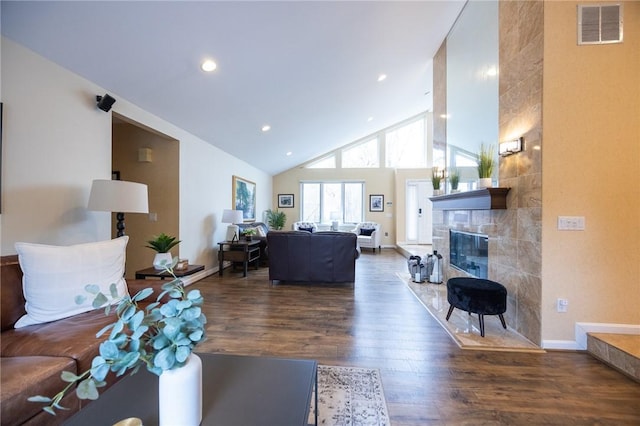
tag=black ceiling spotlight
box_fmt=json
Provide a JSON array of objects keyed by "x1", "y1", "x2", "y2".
[{"x1": 96, "y1": 94, "x2": 116, "y2": 112}]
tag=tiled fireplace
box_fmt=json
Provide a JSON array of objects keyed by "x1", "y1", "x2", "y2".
[{"x1": 432, "y1": 1, "x2": 543, "y2": 345}]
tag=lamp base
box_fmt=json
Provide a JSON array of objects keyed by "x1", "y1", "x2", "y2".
[
  {"x1": 116, "y1": 212, "x2": 125, "y2": 237},
  {"x1": 226, "y1": 224, "x2": 239, "y2": 242}
]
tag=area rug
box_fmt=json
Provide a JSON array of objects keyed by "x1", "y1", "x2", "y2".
[
  {"x1": 309, "y1": 365, "x2": 390, "y2": 426},
  {"x1": 397, "y1": 272, "x2": 544, "y2": 353}
]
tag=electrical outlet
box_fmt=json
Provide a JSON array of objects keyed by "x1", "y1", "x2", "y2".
[{"x1": 557, "y1": 298, "x2": 569, "y2": 313}]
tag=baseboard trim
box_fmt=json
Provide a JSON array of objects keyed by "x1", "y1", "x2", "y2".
[
  {"x1": 542, "y1": 323, "x2": 640, "y2": 351},
  {"x1": 575, "y1": 322, "x2": 640, "y2": 350},
  {"x1": 542, "y1": 340, "x2": 580, "y2": 351},
  {"x1": 181, "y1": 267, "x2": 216, "y2": 286}
]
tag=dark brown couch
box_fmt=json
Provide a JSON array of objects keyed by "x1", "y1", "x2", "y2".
[
  {"x1": 0, "y1": 255, "x2": 154, "y2": 425},
  {"x1": 267, "y1": 231, "x2": 360, "y2": 284}
]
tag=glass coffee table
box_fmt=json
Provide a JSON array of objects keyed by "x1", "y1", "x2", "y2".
[{"x1": 64, "y1": 353, "x2": 317, "y2": 426}]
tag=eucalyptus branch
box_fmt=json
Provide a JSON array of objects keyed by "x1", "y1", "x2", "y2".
[{"x1": 29, "y1": 259, "x2": 206, "y2": 416}]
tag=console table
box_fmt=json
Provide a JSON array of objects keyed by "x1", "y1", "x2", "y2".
[
  {"x1": 64, "y1": 353, "x2": 317, "y2": 426},
  {"x1": 218, "y1": 240, "x2": 260, "y2": 277}
]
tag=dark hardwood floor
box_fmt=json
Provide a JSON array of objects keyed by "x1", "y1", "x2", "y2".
[{"x1": 192, "y1": 250, "x2": 640, "y2": 425}]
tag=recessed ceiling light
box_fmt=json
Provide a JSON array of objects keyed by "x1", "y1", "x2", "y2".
[
  {"x1": 367, "y1": 117, "x2": 374, "y2": 122},
  {"x1": 286, "y1": 151, "x2": 292, "y2": 156},
  {"x1": 201, "y1": 59, "x2": 217, "y2": 72},
  {"x1": 261, "y1": 125, "x2": 271, "y2": 132}
]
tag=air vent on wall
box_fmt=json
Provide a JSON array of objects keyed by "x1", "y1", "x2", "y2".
[{"x1": 578, "y1": 4, "x2": 623, "y2": 45}]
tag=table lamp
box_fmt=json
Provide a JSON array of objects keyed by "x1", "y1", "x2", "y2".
[
  {"x1": 222, "y1": 209, "x2": 244, "y2": 242},
  {"x1": 88, "y1": 179, "x2": 149, "y2": 237}
]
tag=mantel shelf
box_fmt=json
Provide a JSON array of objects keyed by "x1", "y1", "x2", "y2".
[{"x1": 429, "y1": 188, "x2": 511, "y2": 210}]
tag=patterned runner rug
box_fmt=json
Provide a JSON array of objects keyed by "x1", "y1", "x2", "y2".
[{"x1": 310, "y1": 365, "x2": 390, "y2": 426}]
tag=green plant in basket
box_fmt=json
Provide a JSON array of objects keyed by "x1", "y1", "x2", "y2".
[
  {"x1": 28, "y1": 258, "x2": 206, "y2": 416},
  {"x1": 145, "y1": 233, "x2": 181, "y2": 253}
]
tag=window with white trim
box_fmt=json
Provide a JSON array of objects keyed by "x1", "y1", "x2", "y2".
[{"x1": 301, "y1": 181, "x2": 364, "y2": 224}]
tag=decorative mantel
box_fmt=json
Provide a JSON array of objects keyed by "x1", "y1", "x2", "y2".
[{"x1": 429, "y1": 188, "x2": 510, "y2": 210}]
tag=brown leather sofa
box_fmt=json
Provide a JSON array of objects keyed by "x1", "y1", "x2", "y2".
[
  {"x1": 0, "y1": 255, "x2": 154, "y2": 425},
  {"x1": 267, "y1": 231, "x2": 360, "y2": 284}
]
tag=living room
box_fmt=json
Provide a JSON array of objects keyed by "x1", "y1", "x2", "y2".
[
  {"x1": 2, "y1": 0, "x2": 638, "y2": 353},
  {"x1": 1, "y1": 1, "x2": 639, "y2": 423}
]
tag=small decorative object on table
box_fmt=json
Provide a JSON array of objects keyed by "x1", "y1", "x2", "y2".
[
  {"x1": 29, "y1": 258, "x2": 206, "y2": 426},
  {"x1": 146, "y1": 233, "x2": 181, "y2": 270},
  {"x1": 175, "y1": 258, "x2": 189, "y2": 271},
  {"x1": 242, "y1": 228, "x2": 256, "y2": 241}
]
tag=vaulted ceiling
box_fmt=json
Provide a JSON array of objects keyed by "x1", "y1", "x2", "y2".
[{"x1": 2, "y1": 1, "x2": 465, "y2": 175}]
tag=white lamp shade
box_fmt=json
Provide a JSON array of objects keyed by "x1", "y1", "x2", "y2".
[
  {"x1": 222, "y1": 209, "x2": 244, "y2": 224},
  {"x1": 88, "y1": 179, "x2": 149, "y2": 213}
]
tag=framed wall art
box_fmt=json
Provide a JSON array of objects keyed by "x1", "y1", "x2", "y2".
[
  {"x1": 369, "y1": 194, "x2": 384, "y2": 212},
  {"x1": 232, "y1": 175, "x2": 256, "y2": 221},
  {"x1": 278, "y1": 194, "x2": 294, "y2": 208}
]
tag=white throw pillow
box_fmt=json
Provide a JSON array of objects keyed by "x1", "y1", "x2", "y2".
[
  {"x1": 254, "y1": 226, "x2": 266, "y2": 237},
  {"x1": 14, "y1": 237, "x2": 129, "y2": 328}
]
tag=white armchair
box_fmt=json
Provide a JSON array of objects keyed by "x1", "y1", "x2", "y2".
[
  {"x1": 352, "y1": 222, "x2": 381, "y2": 253},
  {"x1": 292, "y1": 221, "x2": 318, "y2": 233}
]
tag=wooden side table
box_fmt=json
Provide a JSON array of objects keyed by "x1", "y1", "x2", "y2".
[
  {"x1": 135, "y1": 264, "x2": 204, "y2": 280},
  {"x1": 218, "y1": 240, "x2": 260, "y2": 277}
]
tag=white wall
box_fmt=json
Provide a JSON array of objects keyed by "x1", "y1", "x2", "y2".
[{"x1": 1, "y1": 37, "x2": 272, "y2": 269}]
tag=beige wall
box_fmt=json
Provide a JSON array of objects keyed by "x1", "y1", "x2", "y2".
[
  {"x1": 273, "y1": 167, "x2": 396, "y2": 245},
  {"x1": 1, "y1": 38, "x2": 273, "y2": 275},
  {"x1": 113, "y1": 121, "x2": 179, "y2": 279},
  {"x1": 541, "y1": 0, "x2": 640, "y2": 341}
]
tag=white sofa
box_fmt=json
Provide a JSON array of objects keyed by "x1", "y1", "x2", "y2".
[{"x1": 352, "y1": 222, "x2": 382, "y2": 253}]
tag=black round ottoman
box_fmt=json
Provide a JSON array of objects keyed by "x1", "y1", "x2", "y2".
[{"x1": 445, "y1": 277, "x2": 507, "y2": 337}]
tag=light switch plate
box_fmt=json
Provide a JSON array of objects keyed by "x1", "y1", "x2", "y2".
[{"x1": 558, "y1": 216, "x2": 585, "y2": 231}]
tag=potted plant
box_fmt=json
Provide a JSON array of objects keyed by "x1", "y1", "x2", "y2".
[
  {"x1": 266, "y1": 209, "x2": 286, "y2": 230},
  {"x1": 146, "y1": 233, "x2": 181, "y2": 270},
  {"x1": 30, "y1": 261, "x2": 206, "y2": 423},
  {"x1": 431, "y1": 169, "x2": 444, "y2": 196},
  {"x1": 449, "y1": 169, "x2": 460, "y2": 193},
  {"x1": 242, "y1": 228, "x2": 256, "y2": 241},
  {"x1": 477, "y1": 143, "x2": 496, "y2": 189}
]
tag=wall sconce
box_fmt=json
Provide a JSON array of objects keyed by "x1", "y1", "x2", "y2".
[
  {"x1": 499, "y1": 137, "x2": 524, "y2": 157},
  {"x1": 138, "y1": 147, "x2": 153, "y2": 163}
]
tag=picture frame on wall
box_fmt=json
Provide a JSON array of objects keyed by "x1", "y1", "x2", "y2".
[
  {"x1": 369, "y1": 194, "x2": 384, "y2": 212},
  {"x1": 278, "y1": 194, "x2": 294, "y2": 208},
  {"x1": 232, "y1": 175, "x2": 256, "y2": 221}
]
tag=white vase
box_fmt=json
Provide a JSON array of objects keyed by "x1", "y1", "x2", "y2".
[
  {"x1": 478, "y1": 178, "x2": 493, "y2": 189},
  {"x1": 159, "y1": 353, "x2": 202, "y2": 426},
  {"x1": 153, "y1": 252, "x2": 173, "y2": 270}
]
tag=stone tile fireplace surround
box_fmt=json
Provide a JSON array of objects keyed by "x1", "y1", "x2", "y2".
[{"x1": 432, "y1": 1, "x2": 543, "y2": 345}]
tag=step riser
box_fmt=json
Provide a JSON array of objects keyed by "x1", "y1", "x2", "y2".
[{"x1": 587, "y1": 334, "x2": 640, "y2": 383}]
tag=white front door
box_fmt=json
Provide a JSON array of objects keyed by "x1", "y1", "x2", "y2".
[{"x1": 405, "y1": 180, "x2": 432, "y2": 244}]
